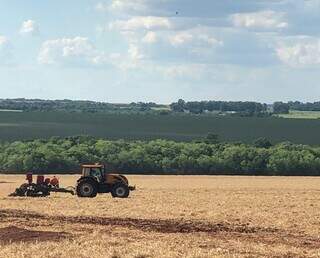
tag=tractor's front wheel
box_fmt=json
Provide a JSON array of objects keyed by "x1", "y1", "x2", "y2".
[
  {"x1": 111, "y1": 183, "x2": 129, "y2": 198},
  {"x1": 76, "y1": 180, "x2": 98, "y2": 198}
]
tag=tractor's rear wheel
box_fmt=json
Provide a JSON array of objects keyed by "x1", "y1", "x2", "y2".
[
  {"x1": 111, "y1": 183, "x2": 129, "y2": 198},
  {"x1": 76, "y1": 180, "x2": 98, "y2": 198}
]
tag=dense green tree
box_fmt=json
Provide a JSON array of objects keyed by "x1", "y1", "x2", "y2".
[
  {"x1": 169, "y1": 100, "x2": 268, "y2": 116},
  {"x1": 273, "y1": 102, "x2": 290, "y2": 114},
  {"x1": 0, "y1": 137, "x2": 319, "y2": 176}
]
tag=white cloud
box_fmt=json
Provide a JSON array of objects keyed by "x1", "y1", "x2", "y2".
[
  {"x1": 109, "y1": 0, "x2": 149, "y2": 13},
  {"x1": 169, "y1": 32, "x2": 193, "y2": 46},
  {"x1": 169, "y1": 30, "x2": 222, "y2": 47},
  {"x1": 231, "y1": 11, "x2": 288, "y2": 30},
  {"x1": 111, "y1": 25, "x2": 223, "y2": 69},
  {"x1": 277, "y1": 38, "x2": 320, "y2": 67},
  {"x1": 20, "y1": 20, "x2": 39, "y2": 36},
  {"x1": 107, "y1": 44, "x2": 145, "y2": 70},
  {"x1": 142, "y1": 31, "x2": 157, "y2": 44},
  {"x1": 109, "y1": 16, "x2": 172, "y2": 31},
  {"x1": 198, "y1": 34, "x2": 221, "y2": 46},
  {"x1": 38, "y1": 37, "x2": 108, "y2": 66},
  {"x1": 128, "y1": 43, "x2": 145, "y2": 60},
  {"x1": 96, "y1": 0, "x2": 162, "y2": 14}
]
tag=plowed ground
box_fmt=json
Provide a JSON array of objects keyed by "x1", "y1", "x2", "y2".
[{"x1": 0, "y1": 175, "x2": 319, "y2": 258}]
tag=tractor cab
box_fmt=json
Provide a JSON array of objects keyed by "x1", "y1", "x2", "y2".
[{"x1": 81, "y1": 164, "x2": 106, "y2": 183}]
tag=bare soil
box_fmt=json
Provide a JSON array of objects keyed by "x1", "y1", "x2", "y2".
[{"x1": 0, "y1": 226, "x2": 70, "y2": 244}]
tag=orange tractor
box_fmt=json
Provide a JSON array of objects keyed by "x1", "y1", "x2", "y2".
[
  {"x1": 10, "y1": 164, "x2": 135, "y2": 198},
  {"x1": 76, "y1": 164, "x2": 135, "y2": 198}
]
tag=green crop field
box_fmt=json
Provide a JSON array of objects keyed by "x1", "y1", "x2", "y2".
[
  {"x1": 275, "y1": 110, "x2": 320, "y2": 119},
  {"x1": 0, "y1": 111, "x2": 320, "y2": 144}
]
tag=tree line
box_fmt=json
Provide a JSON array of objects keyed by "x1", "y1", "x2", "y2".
[
  {"x1": 170, "y1": 99, "x2": 268, "y2": 115},
  {"x1": 0, "y1": 99, "x2": 164, "y2": 113},
  {"x1": 3, "y1": 98, "x2": 320, "y2": 116},
  {"x1": 287, "y1": 101, "x2": 320, "y2": 111},
  {"x1": 170, "y1": 99, "x2": 292, "y2": 115},
  {"x1": 0, "y1": 136, "x2": 319, "y2": 176}
]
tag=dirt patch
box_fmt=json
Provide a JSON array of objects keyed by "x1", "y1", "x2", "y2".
[
  {"x1": 0, "y1": 209, "x2": 275, "y2": 234},
  {"x1": 0, "y1": 226, "x2": 70, "y2": 244},
  {"x1": 67, "y1": 216, "x2": 275, "y2": 235},
  {"x1": 0, "y1": 209, "x2": 319, "y2": 249}
]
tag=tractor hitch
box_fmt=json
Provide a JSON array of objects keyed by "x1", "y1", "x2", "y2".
[{"x1": 129, "y1": 185, "x2": 136, "y2": 191}]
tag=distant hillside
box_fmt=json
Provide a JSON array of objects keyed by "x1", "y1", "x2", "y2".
[{"x1": 0, "y1": 111, "x2": 320, "y2": 144}]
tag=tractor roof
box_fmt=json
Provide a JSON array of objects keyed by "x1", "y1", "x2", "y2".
[{"x1": 81, "y1": 164, "x2": 104, "y2": 168}]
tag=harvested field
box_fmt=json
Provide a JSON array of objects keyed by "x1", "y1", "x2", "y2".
[{"x1": 0, "y1": 175, "x2": 319, "y2": 258}]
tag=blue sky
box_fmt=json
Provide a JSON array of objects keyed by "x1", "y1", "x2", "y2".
[{"x1": 0, "y1": 0, "x2": 320, "y2": 103}]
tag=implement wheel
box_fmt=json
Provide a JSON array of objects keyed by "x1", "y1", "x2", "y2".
[
  {"x1": 111, "y1": 183, "x2": 129, "y2": 198},
  {"x1": 16, "y1": 183, "x2": 29, "y2": 196},
  {"x1": 76, "y1": 180, "x2": 98, "y2": 198}
]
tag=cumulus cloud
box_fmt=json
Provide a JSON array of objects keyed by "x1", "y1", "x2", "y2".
[
  {"x1": 142, "y1": 31, "x2": 158, "y2": 44},
  {"x1": 109, "y1": 0, "x2": 149, "y2": 13},
  {"x1": 231, "y1": 10, "x2": 288, "y2": 30},
  {"x1": 198, "y1": 34, "x2": 222, "y2": 46},
  {"x1": 38, "y1": 37, "x2": 108, "y2": 66},
  {"x1": 111, "y1": 25, "x2": 224, "y2": 68},
  {"x1": 277, "y1": 38, "x2": 320, "y2": 67},
  {"x1": 128, "y1": 43, "x2": 145, "y2": 61},
  {"x1": 169, "y1": 30, "x2": 221, "y2": 47},
  {"x1": 169, "y1": 32, "x2": 193, "y2": 46},
  {"x1": 96, "y1": 0, "x2": 168, "y2": 15},
  {"x1": 103, "y1": 0, "x2": 288, "y2": 18},
  {"x1": 97, "y1": 0, "x2": 320, "y2": 74},
  {"x1": 109, "y1": 16, "x2": 172, "y2": 31},
  {"x1": 20, "y1": 20, "x2": 39, "y2": 36}
]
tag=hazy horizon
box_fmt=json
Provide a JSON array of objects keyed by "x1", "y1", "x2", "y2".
[{"x1": 0, "y1": 97, "x2": 314, "y2": 105}]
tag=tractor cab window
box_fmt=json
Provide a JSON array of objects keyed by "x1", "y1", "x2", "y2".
[
  {"x1": 82, "y1": 168, "x2": 91, "y2": 177},
  {"x1": 91, "y1": 167, "x2": 103, "y2": 182},
  {"x1": 82, "y1": 167, "x2": 103, "y2": 182}
]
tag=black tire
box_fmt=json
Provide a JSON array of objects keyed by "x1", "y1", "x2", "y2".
[
  {"x1": 111, "y1": 183, "x2": 129, "y2": 198},
  {"x1": 76, "y1": 180, "x2": 98, "y2": 198},
  {"x1": 15, "y1": 183, "x2": 29, "y2": 196}
]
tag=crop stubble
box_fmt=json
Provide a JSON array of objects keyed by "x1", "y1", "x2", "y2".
[{"x1": 0, "y1": 175, "x2": 319, "y2": 258}]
